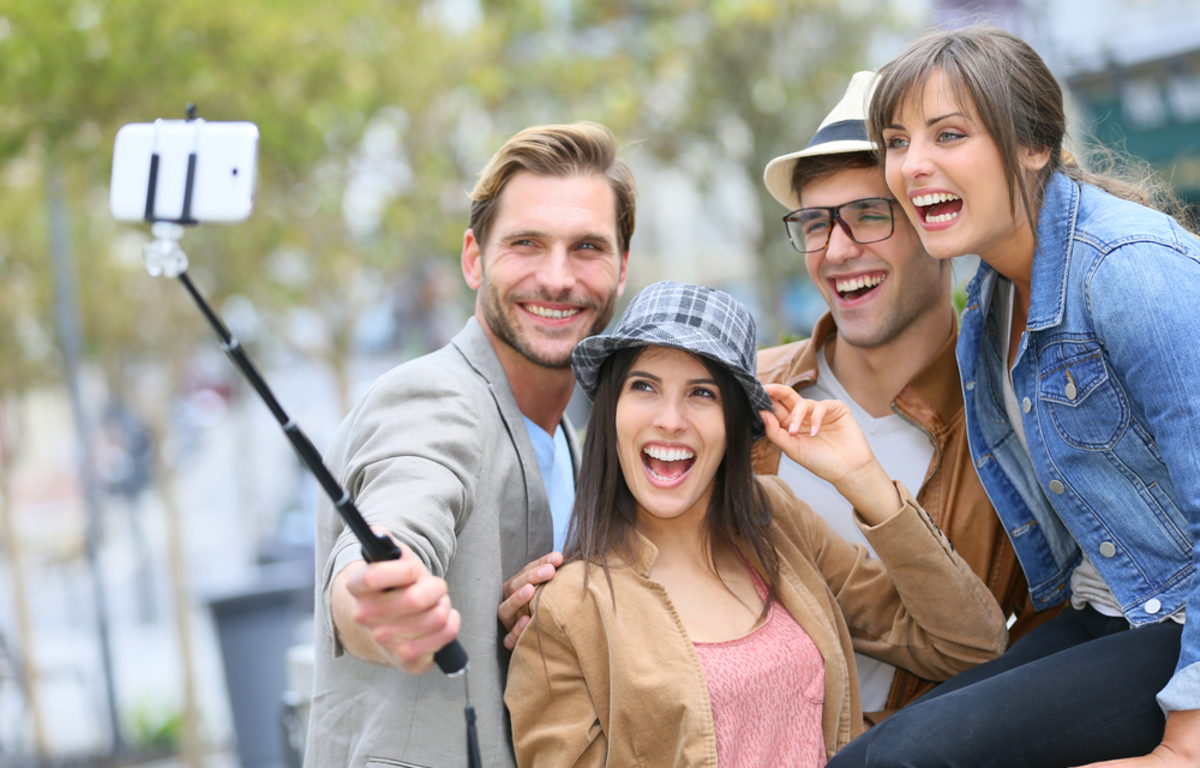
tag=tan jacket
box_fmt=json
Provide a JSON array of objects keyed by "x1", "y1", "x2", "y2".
[
  {"x1": 505, "y1": 477, "x2": 1007, "y2": 767},
  {"x1": 753, "y1": 311, "x2": 1059, "y2": 714}
]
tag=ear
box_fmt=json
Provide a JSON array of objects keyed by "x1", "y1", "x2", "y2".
[
  {"x1": 1021, "y1": 144, "x2": 1053, "y2": 174},
  {"x1": 462, "y1": 228, "x2": 483, "y2": 290},
  {"x1": 615, "y1": 249, "x2": 630, "y2": 298}
]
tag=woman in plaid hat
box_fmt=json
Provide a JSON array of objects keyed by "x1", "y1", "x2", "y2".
[{"x1": 504, "y1": 281, "x2": 1007, "y2": 767}]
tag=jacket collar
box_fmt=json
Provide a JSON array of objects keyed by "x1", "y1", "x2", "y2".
[
  {"x1": 1026, "y1": 171, "x2": 1079, "y2": 332},
  {"x1": 451, "y1": 316, "x2": 510, "y2": 390},
  {"x1": 758, "y1": 309, "x2": 963, "y2": 422},
  {"x1": 755, "y1": 312, "x2": 838, "y2": 390}
]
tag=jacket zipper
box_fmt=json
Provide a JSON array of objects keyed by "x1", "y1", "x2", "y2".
[{"x1": 890, "y1": 402, "x2": 942, "y2": 497}]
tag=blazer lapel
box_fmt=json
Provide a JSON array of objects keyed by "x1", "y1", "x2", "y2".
[{"x1": 451, "y1": 318, "x2": 554, "y2": 567}]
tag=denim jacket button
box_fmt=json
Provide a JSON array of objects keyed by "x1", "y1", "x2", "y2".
[
  {"x1": 1065, "y1": 381, "x2": 1078, "y2": 400},
  {"x1": 1099, "y1": 541, "x2": 1117, "y2": 558},
  {"x1": 1144, "y1": 598, "x2": 1162, "y2": 615},
  {"x1": 1049, "y1": 480, "x2": 1065, "y2": 494},
  {"x1": 1022, "y1": 397, "x2": 1032, "y2": 413}
]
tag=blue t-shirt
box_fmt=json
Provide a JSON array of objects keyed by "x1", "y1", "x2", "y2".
[{"x1": 522, "y1": 416, "x2": 575, "y2": 553}]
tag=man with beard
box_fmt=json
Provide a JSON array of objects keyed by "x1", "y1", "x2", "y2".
[{"x1": 305, "y1": 123, "x2": 633, "y2": 768}]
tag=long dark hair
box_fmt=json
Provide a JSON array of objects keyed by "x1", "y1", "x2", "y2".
[{"x1": 563, "y1": 345, "x2": 781, "y2": 615}]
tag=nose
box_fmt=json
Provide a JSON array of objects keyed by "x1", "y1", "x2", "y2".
[
  {"x1": 536, "y1": 245, "x2": 577, "y2": 298},
  {"x1": 652, "y1": 396, "x2": 689, "y2": 435},
  {"x1": 900, "y1": 137, "x2": 933, "y2": 181},
  {"x1": 822, "y1": 219, "x2": 862, "y2": 264}
]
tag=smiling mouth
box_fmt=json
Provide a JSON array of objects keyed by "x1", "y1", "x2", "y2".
[
  {"x1": 912, "y1": 192, "x2": 962, "y2": 224},
  {"x1": 523, "y1": 303, "x2": 582, "y2": 320},
  {"x1": 834, "y1": 273, "x2": 886, "y2": 301},
  {"x1": 643, "y1": 445, "x2": 695, "y2": 483}
]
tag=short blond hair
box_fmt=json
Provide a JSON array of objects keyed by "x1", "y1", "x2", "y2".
[{"x1": 469, "y1": 122, "x2": 636, "y2": 254}]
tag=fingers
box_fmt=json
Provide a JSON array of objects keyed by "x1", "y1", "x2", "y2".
[
  {"x1": 341, "y1": 540, "x2": 462, "y2": 674},
  {"x1": 345, "y1": 542, "x2": 430, "y2": 597},
  {"x1": 499, "y1": 552, "x2": 562, "y2": 632},
  {"x1": 498, "y1": 582, "x2": 537, "y2": 631},
  {"x1": 501, "y1": 552, "x2": 563, "y2": 600},
  {"x1": 502, "y1": 615, "x2": 532, "y2": 651},
  {"x1": 762, "y1": 383, "x2": 825, "y2": 437},
  {"x1": 387, "y1": 606, "x2": 463, "y2": 675}
]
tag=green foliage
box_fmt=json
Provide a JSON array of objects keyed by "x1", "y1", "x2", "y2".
[
  {"x1": 125, "y1": 699, "x2": 183, "y2": 755},
  {"x1": 953, "y1": 284, "x2": 969, "y2": 317},
  {"x1": 0, "y1": 0, "x2": 902, "y2": 402}
]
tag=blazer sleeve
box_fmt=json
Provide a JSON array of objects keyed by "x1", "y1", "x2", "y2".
[
  {"x1": 773, "y1": 478, "x2": 1008, "y2": 680},
  {"x1": 318, "y1": 360, "x2": 484, "y2": 654},
  {"x1": 505, "y1": 592, "x2": 608, "y2": 768}
]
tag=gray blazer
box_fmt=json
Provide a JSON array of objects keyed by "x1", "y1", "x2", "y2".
[{"x1": 305, "y1": 318, "x2": 579, "y2": 768}]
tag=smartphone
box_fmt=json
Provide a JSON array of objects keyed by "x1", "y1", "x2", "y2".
[{"x1": 110, "y1": 120, "x2": 259, "y2": 223}]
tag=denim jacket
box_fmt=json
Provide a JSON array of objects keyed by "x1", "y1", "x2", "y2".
[{"x1": 957, "y1": 172, "x2": 1200, "y2": 712}]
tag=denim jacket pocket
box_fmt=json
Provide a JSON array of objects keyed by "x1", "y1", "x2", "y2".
[{"x1": 1037, "y1": 343, "x2": 1128, "y2": 449}]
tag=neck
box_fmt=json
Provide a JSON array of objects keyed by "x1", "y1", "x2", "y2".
[
  {"x1": 477, "y1": 315, "x2": 576, "y2": 434},
  {"x1": 982, "y1": 216, "x2": 1038, "y2": 320},
  {"x1": 826, "y1": 304, "x2": 956, "y2": 418},
  {"x1": 636, "y1": 501, "x2": 712, "y2": 568}
]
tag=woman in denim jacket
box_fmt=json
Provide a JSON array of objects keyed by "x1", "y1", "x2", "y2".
[{"x1": 825, "y1": 25, "x2": 1200, "y2": 768}]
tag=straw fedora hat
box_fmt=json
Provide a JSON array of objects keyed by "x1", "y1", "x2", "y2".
[{"x1": 763, "y1": 71, "x2": 880, "y2": 211}]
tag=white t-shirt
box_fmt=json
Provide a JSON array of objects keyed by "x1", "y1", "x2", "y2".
[{"x1": 775, "y1": 341, "x2": 936, "y2": 712}]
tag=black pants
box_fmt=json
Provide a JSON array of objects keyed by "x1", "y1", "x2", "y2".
[{"x1": 826, "y1": 606, "x2": 1183, "y2": 768}]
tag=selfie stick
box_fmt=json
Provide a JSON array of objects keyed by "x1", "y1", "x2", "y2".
[{"x1": 138, "y1": 107, "x2": 480, "y2": 768}]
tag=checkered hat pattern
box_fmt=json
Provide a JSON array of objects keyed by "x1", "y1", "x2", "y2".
[{"x1": 572, "y1": 281, "x2": 773, "y2": 438}]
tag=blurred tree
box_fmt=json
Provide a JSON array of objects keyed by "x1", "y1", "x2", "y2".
[
  {"x1": 0, "y1": 0, "x2": 474, "y2": 760},
  {"x1": 0, "y1": 0, "x2": 905, "y2": 759},
  {"x1": 456, "y1": 0, "x2": 894, "y2": 337}
]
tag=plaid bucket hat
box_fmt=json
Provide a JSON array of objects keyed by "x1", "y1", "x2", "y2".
[{"x1": 572, "y1": 281, "x2": 773, "y2": 438}]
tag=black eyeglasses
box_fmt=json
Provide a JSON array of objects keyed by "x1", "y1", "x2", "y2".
[{"x1": 783, "y1": 197, "x2": 897, "y2": 253}]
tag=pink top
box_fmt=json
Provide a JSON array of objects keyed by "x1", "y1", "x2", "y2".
[{"x1": 693, "y1": 570, "x2": 826, "y2": 768}]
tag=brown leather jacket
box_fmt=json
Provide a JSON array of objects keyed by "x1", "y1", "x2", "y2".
[{"x1": 753, "y1": 311, "x2": 1060, "y2": 717}]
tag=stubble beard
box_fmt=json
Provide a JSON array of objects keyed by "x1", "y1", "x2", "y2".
[
  {"x1": 835, "y1": 279, "x2": 945, "y2": 351},
  {"x1": 480, "y1": 277, "x2": 619, "y2": 370}
]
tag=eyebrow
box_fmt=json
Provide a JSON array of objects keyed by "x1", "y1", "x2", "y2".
[
  {"x1": 501, "y1": 229, "x2": 616, "y2": 247},
  {"x1": 886, "y1": 111, "x2": 971, "y2": 131},
  {"x1": 627, "y1": 370, "x2": 720, "y2": 387},
  {"x1": 925, "y1": 111, "x2": 969, "y2": 126}
]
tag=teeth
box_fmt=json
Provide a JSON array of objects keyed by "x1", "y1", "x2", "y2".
[
  {"x1": 912, "y1": 192, "x2": 961, "y2": 207},
  {"x1": 834, "y1": 274, "x2": 885, "y2": 294},
  {"x1": 526, "y1": 304, "x2": 581, "y2": 319},
  {"x1": 926, "y1": 211, "x2": 959, "y2": 223},
  {"x1": 644, "y1": 445, "x2": 695, "y2": 462}
]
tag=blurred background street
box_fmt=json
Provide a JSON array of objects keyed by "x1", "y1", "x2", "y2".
[{"x1": 1, "y1": 0, "x2": 1198, "y2": 766}]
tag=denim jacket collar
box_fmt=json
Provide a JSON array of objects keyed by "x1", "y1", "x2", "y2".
[{"x1": 1026, "y1": 172, "x2": 1079, "y2": 332}]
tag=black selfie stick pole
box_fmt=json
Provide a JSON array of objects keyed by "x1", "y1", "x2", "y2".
[
  {"x1": 141, "y1": 105, "x2": 481, "y2": 766},
  {"x1": 174, "y1": 272, "x2": 470, "y2": 673}
]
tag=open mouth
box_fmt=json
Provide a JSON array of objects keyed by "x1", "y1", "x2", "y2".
[
  {"x1": 912, "y1": 192, "x2": 962, "y2": 224},
  {"x1": 642, "y1": 445, "x2": 695, "y2": 484},
  {"x1": 523, "y1": 303, "x2": 582, "y2": 320},
  {"x1": 833, "y1": 273, "x2": 886, "y2": 301}
]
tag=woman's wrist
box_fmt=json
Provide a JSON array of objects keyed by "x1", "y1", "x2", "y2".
[{"x1": 836, "y1": 462, "x2": 903, "y2": 527}]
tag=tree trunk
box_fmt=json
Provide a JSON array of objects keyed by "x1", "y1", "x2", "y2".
[{"x1": 0, "y1": 397, "x2": 48, "y2": 756}]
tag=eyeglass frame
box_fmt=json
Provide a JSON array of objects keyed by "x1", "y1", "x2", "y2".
[{"x1": 782, "y1": 197, "x2": 898, "y2": 254}]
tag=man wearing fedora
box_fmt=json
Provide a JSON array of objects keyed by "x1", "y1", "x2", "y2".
[{"x1": 752, "y1": 72, "x2": 1055, "y2": 721}]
